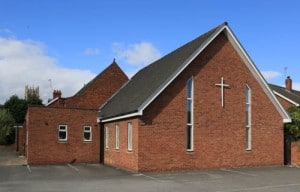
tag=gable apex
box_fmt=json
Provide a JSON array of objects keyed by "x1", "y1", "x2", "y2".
[
  {"x1": 99, "y1": 22, "x2": 291, "y2": 123},
  {"x1": 74, "y1": 60, "x2": 127, "y2": 97}
]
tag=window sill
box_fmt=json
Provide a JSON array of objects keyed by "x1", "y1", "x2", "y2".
[
  {"x1": 245, "y1": 148, "x2": 252, "y2": 151},
  {"x1": 186, "y1": 149, "x2": 194, "y2": 153},
  {"x1": 83, "y1": 140, "x2": 92, "y2": 143},
  {"x1": 58, "y1": 140, "x2": 67, "y2": 143}
]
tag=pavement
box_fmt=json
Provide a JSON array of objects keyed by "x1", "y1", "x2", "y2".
[{"x1": 0, "y1": 164, "x2": 300, "y2": 192}]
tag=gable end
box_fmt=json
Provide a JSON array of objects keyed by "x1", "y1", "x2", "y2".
[{"x1": 99, "y1": 23, "x2": 291, "y2": 123}]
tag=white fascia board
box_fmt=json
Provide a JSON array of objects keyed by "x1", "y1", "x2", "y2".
[
  {"x1": 273, "y1": 91, "x2": 300, "y2": 107},
  {"x1": 224, "y1": 26, "x2": 291, "y2": 123},
  {"x1": 284, "y1": 118, "x2": 292, "y2": 123},
  {"x1": 100, "y1": 111, "x2": 142, "y2": 123},
  {"x1": 46, "y1": 97, "x2": 59, "y2": 106},
  {"x1": 138, "y1": 25, "x2": 227, "y2": 113}
]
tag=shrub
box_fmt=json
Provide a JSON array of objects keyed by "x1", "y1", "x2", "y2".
[
  {"x1": 0, "y1": 109, "x2": 15, "y2": 145},
  {"x1": 284, "y1": 106, "x2": 300, "y2": 141}
]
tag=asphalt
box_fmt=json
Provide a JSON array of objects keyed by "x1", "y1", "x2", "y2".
[
  {"x1": 0, "y1": 164, "x2": 300, "y2": 192},
  {"x1": 1, "y1": 146, "x2": 300, "y2": 192}
]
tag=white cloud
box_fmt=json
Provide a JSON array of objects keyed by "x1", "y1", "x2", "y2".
[
  {"x1": 261, "y1": 71, "x2": 281, "y2": 80},
  {"x1": 83, "y1": 48, "x2": 100, "y2": 56},
  {"x1": 0, "y1": 37, "x2": 95, "y2": 104},
  {"x1": 113, "y1": 41, "x2": 161, "y2": 67}
]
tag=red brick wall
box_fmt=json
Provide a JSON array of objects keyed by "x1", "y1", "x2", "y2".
[
  {"x1": 48, "y1": 63, "x2": 128, "y2": 109},
  {"x1": 26, "y1": 106, "x2": 99, "y2": 165},
  {"x1": 103, "y1": 118, "x2": 139, "y2": 171},
  {"x1": 134, "y1": 32, "x2": 284, "y2": 171},
  {"x1": 291, "y1": 140, "x2": 300, "y2": 165}
]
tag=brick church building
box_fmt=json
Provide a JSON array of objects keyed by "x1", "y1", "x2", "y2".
[{"x1": 19, "y1": 22, "x2": 293, "y2": 171}]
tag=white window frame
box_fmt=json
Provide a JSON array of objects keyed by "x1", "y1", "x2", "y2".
[
  {"x1": 186, "y1": 77, "x2": 194, "y2": 151},
  {"x1": 127, "y1": 122, "x2": 133, "y2": 151},
  {"x1": 245, "y1": 84, "x2": 251, "y2": 151},
  {"x1": 58, "y1": 125, "x2": 67, "y2": 142},
  {"x1": 105, "y1": 126, "x2": 109, "y2": 149},
  {"x1": 115, "y1": 124, "x2": 119, "y2": 149},
  {"x1": 83, "y1": 126, "x2": 92, "y2": 142}
]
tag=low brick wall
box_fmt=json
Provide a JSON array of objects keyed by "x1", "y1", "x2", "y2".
[{"x1": 291, "y1": 140, "x2": 300, "y2": 165}]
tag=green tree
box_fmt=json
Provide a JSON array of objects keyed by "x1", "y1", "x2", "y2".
[
  {"x1": 0, "y1": 109, "x2": 15, "y2": 145},
  {"x1": 284, "y1": 106, "x2": 300, "y2": 141},
  {"x1": 26, "y1": 94, "x2": 43, "y2": 105},
  {"x1": 4, "y1": 95, "x2": 28, "y2": 124}
]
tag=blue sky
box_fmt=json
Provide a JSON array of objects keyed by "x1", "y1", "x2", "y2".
[{"x1": 0, "y1": 0, "x2": 299, "y2": 103}]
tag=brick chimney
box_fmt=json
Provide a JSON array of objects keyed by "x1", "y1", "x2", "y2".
[
  {"x1": 53, "y1": 90, "x2": 62, "y2": 99},
  {"x1": 285, "y1": 76, "x2": 292, "y2": 91}
]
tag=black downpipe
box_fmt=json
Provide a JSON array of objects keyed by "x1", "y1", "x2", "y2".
[{"x1": 99, "y1": 122, "x2": 104, "y2": 164}]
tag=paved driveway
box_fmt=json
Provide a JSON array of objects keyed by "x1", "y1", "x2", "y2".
[{"x1": 0, "y1": 164, "x2": 299, "y2": 192}]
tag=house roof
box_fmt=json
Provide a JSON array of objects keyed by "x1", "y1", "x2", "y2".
[
  {"x1": 269, "y1": 84, "x2": 300, "y2": 106},
  {"x1": 98, "y1": 22, "x2": 291, "y2": 123}
]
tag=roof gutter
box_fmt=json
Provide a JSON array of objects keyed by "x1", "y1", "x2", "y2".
[{"x1": 98, "y1": 111, "x2": 143, "y2": 123}]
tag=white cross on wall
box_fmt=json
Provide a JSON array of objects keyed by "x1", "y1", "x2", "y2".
[{"x1": 215, "y1": 77, "x2": 230, "y2": 107}]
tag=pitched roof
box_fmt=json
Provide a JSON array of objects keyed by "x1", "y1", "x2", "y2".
[
  {"x1": 47, "y1": 60, "x2": 128, "y2": 108},
  {"x1": 98, "y1": 22, "x2": 291, "y2": 123},
  {"x1": 269, "y1": 84, "x2": 300, "y2": 106},
  {"x1": 74, "y1": 60, "x2": 126, "y2": 97}
]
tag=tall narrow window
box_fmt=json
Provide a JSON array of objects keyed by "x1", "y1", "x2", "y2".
[
  {"x1": 105, "y1": 126, "x2": 109, "y2": 149},
  {"x1": 58, "y1": 125, "x2": 67, "y2": 142},
  {"x1": 186, "y1": 77, "x2": 194, "y2": 151},
  {"x1": 115, "y1": 124, "x2": 119, "y2": 149},
  {"x1": 245, "y1": 85, "x2": 251, "y2": 150},
  {"x1": 128, "y1": 122, "x2": 133, "y2": 151},
  {"x1": 83, "y1": 126, "x2": 92, "y2": 141}
]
